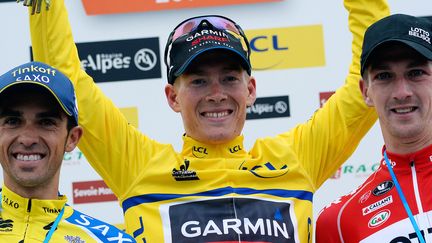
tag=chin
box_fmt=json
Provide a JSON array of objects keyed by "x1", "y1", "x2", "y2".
[{"x1": 202, "y1": 133, "x2": 234, "y2": 144}]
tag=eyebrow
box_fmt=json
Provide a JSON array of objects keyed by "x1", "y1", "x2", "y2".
[
  {"x1": 0, "y1": 108, "x2": 63, "y2": 120},
  {"x1": 370, "y1": 59, "x2": 429, "y2": 71},
  {"x1": 186, "y1": 66, "x2": 242, "y2": 75}
]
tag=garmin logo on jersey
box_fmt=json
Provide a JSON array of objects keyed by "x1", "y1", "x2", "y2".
[
  {"x1": 172, "y1": 159, "x2": 199, "y2": 181},
  {"x1": 0, "y1": 218, "x2": 13, "y2": 232},
  {"x1": 373, "y1": 181, "x2": 394, "y2": 196},
  {"x1": 164, "y1": 197, "x2": 297, "y2": 242},
  {"x1": 192, "y1": 146, "x2": 208, "y2": 158}
]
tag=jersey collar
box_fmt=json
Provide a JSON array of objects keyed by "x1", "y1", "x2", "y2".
[{"x1": 181, "y1": 135, "x2": 248, "y2": 159}]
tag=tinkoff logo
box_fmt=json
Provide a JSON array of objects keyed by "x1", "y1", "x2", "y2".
[{"x1": 172, "y1": 159, "x2": 199, "y2": 181}]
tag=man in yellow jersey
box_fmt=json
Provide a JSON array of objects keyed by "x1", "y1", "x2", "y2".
[
  {"x1": 0, "y1": 61, "x2": 135, "y2": 242},
  {"x1": 22, "y1": 0, "x2": 388, "y2": 242}
]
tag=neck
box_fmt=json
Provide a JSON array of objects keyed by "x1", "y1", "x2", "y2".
[
  {"x1": 384, "y1": 135, "x2": 432, "y2": 155},
  {"x1": 3, "y1": 178, "x2": 60, "y2": 200}
]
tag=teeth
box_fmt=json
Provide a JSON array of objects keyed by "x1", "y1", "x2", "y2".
[
  {"x1": 16, "y1": 154, "x2": 42, "y2": 161},
  {"x1": 204, "y1": 111, "x2": 229, "y2": 118},
  {"x1": 394, "y1": 107, "x2": 414, "y2": 114}
]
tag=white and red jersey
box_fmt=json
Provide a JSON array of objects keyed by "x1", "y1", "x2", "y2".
[{"x1": 316, "y1": 144, "x2": 432, "y2": 243}]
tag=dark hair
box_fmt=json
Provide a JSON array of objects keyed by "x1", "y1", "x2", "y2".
[{"x1": 67, "y1": 116, "x2": 78, "y2": 131}]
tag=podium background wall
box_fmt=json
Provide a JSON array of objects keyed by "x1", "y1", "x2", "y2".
[{"x1": 0, "y1": 0, "x2": 430, "y2": 230}]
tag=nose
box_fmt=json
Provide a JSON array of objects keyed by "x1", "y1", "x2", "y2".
[
  {"x1": 392, "y1": 78, "x2": 413, "y2": 101},
  {"x1": 206, "y1": 81, "x2": 228, "y2": 103},
  {"x1": 17, "y1": 125, "x2": 39, "y2": 148}
]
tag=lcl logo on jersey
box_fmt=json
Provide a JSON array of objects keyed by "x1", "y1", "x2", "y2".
[
  {"x1": 163, "y1": 197, "x2": 297, "y2": 242},
  {"x1": 192, "y1": 146, "x2": 208, "y2": 158},
  {"x1": 229, "y1": 145, "x2": 242, "y2": 154},
  {"x1": 372, "y1": 181, "x2": 394, "y2": 196},
  {"x1": 73, "y1": 37, "x2": 161, "y2": 83}
]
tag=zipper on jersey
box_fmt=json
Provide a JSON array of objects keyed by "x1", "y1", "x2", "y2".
[
  {"x1": 22, "y1": 198, "x2": 32, "y2": 242},
  {"x1": 410, "y1": 161, "x2": 423, "y2": 214},
  {"x1": 410, "y1": 160, "x2": 430, "y2": 242}
]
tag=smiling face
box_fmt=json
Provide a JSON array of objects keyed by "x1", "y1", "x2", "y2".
[
  {"x1": 0, "y1": 85, "x2": 82, "y2": 199},
  {"x1": 165, "y1": 50, "x2": 256, "y2": 144},
  {"x1": 361, "y1": 42, "x2": 432, "y2": 153}
]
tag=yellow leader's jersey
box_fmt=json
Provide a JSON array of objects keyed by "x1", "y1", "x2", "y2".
[
  {"x1": 0, "y1": 185, "x2": 135, "y2": 242},
  {"x1": 29, "y1": 0, "x2": 389, "y2": 242}
]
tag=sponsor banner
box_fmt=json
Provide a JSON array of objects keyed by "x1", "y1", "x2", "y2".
[
  {"x1": 72, "y1": 180, "x2": 117, "y2": 204},
  {"x1": 82, "y1": 0, "x2": 281, "y2": 15},
  {"x1": 63, "y1": 150, "x2": 85, "y2": 166},
  {"x1": 331, "y1": 163, "x2": 379, "y2": 179},
  {"x1": 246, "y1": 95, "x2": 290, "y2": 120},
  {"x1": 246, "y1": 25, "x2": 325, "y2": 71},
  {"x1": 30, "y1": 38, "x2": 161, "y2": 83},
  {"x1": 319, "y1": 91, "x2": 335, "y2": 107},
  {"x1": 77, "y1": 38, "x2": 161, "y2": 83}
]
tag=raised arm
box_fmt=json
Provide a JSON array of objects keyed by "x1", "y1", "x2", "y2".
[
  {"x1": 28, "y1": 0, "x2": 151, "y2": 199},
  {"x1": 283, "y1": 0, "x2": 389, "y2": 189}
]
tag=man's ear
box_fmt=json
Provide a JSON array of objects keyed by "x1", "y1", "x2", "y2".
[
  {"x1": 165, "y1": 84, "x2": 181, "y2": 112},
  {"x1": 359, "y1": 78, "x2": 374, "y2": 107},
  {"x1": 65, "y1": 126, "x2": 83, "y2": 152},
  {"x1": 246, "y1": 76, "x2": 257, "y2": 106}
]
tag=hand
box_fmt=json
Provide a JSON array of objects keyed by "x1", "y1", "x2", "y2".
[{"x1": 17, "y1": 0, "x2": 50, "y2": 14}]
